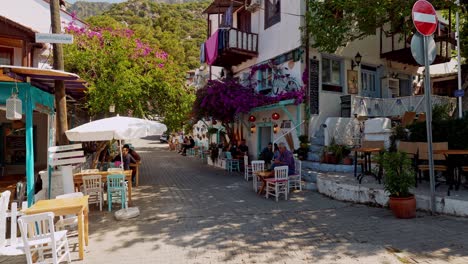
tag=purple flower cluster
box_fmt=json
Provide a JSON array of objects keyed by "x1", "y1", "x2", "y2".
[{"x1": 193, "y1": 79, "x2": 305, "y2": 123}]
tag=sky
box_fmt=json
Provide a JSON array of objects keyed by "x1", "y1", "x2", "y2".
[{"x1": 66, "y1": 0, "x2": 127, "y2": 3}]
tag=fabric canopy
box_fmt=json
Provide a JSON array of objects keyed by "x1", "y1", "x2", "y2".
[{"x1": 65, "y1": 115, "x2": 167, "y2": 142}]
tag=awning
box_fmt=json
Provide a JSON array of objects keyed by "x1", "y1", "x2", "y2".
[
  {"x1": 203, "y1": 0, "x2": 244, "y2": 14},
  {"x1": 0, "y1": 65, "x2": 88, "y2": 100}
]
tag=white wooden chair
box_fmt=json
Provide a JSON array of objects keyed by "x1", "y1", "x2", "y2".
[
  {"x1": 244, "y1": 155, "x2": 253, "y2": 181},
  {"x1": 82, "y1": 174, "x2": 104, "y2": 211},
  {"x1": 288, "y1": 159, "x2": 302, "y2": 192},
  {"x1": 0, "y1": 190, "x2": 25, "y2": 256},
  {"x1": 18, "y1": 212, "x2": 71, "y2": 264},
  {"x1": 251, "y1": 160, "x2": 265, "y2": 192},
  {"x1": 55, "y1": 192, "x2": 84, "y2": 233},
  {"x1": 265, "y1": 166, "x2": 289, "y2": 202}
]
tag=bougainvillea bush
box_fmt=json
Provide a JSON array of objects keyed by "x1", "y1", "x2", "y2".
[
  {"x1": 192, "y1": 78, "x2": 304, "y2": 137},
  {"x1": 63, "y1": 15, "x2": 194, "y2": 131}
]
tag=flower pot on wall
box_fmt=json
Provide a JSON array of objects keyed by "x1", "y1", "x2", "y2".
[{"x1": 388, "y1": 195, "x2": 416, "y2": 219}]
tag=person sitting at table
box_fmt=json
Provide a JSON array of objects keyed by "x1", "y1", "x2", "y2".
[
  {"x1": 123, "y1": 144, "x2": 140, "y2": 161},
  {"x1": 181, "y1": 136, "x2": 195, "y2": 156},
  {"x1": 271, "y1": 142, "x2": 295, "y2": 175},
  {"x1": 238, "y1": 139, "x2": 249, "y2": 156},
  {"x1": 259, "y1": 142, "x2": 274, "y2": 167},
  {"x1": 112, "y1": 145, "x2": 136, "y2": 171},
  {"x1": 228, "y1": 140, "x2": 239, "y2": 157}
]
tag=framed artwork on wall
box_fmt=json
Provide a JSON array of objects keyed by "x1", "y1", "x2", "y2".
[{"x1": 347, "y1": 70, "x2": 358, "y2": 94}]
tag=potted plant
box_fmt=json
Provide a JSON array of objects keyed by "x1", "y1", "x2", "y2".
[
  {"x1": 377, "y1": 150, "x2": 416, "y2": 218},
  {"x1": 323, "y1": 138, "x2": 348, "y2": 164},
  {"x1": 295, "y1": 135, "x2": 310, "y2": 160}
]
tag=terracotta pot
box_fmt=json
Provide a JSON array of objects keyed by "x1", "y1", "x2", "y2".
[
  {"x1": 389, "y1": 195, "x2": 416, "y2": 219},
  {"x1": 326, "y1": 153, "x2": 337, "y2": 164},
  {"x1": 343, "y1": 157, "x2": 353, "y2": 165}
]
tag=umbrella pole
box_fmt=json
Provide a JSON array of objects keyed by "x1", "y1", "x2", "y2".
[{"x1": 119, "y1": 139, "x2": 124, "y2": 170}]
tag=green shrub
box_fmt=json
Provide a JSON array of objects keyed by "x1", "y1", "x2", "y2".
[{"x1": 376, "y1": 151, "x2": 415, "y2": 197}]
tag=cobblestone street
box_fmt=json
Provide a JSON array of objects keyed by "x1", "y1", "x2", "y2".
[{"x1": 3, "y1": 136, "x2": 468, "y2": 264}]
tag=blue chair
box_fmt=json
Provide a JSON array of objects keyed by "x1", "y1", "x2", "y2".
[
  {"x1": 107, "y1": 174, "x2": 126, "y2": 212},
  {"x1": 225, "y1": 152, "x2": 240, "y2": 172}
]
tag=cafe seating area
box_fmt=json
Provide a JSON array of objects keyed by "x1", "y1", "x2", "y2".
[{"x1": 184, "y1": 146, "x2": 304, "y2": 202}]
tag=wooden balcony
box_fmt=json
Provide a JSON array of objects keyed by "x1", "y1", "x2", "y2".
[
  {"x1": 209, "y1": 28, "x2": 258, "y2": 67},
  {"x1": 380, "y1": 23, "x2": 455, "y2": 66}
]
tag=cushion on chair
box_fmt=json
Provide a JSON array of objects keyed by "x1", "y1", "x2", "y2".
[{"x1": 265, "y1": 178, "x2": 288, "y2": 183}]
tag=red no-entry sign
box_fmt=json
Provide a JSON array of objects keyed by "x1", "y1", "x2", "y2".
[{"x1": 412, "y1": 0, "x2": 438, "y2": 36}]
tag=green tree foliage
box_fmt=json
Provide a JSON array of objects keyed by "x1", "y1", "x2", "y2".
[
  {"x1": 303, "y1": 0, "x2": 461, "y2": 54},
  {"x1": 63, "y1": 16, "x2": 194, "y2": 131}
]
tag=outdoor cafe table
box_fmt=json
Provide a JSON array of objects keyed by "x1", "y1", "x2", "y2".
[
  {"x1": 24, "y1": 195, "x2": 89, "y2": 260},
  {"x1": 433, "y1": 149, "x2": 468, "y2": 191},
  {"x1": 73, "y1": 170, "x2": 133, "y2": 205},
  {"x1": 351, "y1": 147, "x2": 383, "y2": 184},
  {"x1": 255, "y1": 170, "x2": 274, "y2": 195}
]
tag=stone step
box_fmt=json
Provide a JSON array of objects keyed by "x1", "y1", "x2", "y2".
[
  {"x1": 310, "y1": 145, "x2": 324, "y2": 153},
  {"x1": 307, "y1": 152, "x2": 321, "y2": 162},
  {"x1": 303, "y1": 181, "x2": 317, "y2": 191},
  {"x1": 311, "y1": 137, "x2": 324, "y2": 145},
  {"x1": 301, "y1": 161, "x2": 359, "y2": 173}
]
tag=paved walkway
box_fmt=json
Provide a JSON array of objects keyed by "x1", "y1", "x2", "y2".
[{"x1": 3, "y1": 136, "x2": 468, "y2": 263}]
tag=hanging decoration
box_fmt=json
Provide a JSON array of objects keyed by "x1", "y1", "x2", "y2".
[
  {"x1": 6, "y1": 80, "x2": 22, "y2": 120},
  {"x1": 248, "y1": 115, "x2": 256, "y2": 122},
  {"x1": 272, "y1": 112, "x2": 280, "y2": 120}
]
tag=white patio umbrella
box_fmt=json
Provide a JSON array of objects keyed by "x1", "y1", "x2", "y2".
[{"x1": 65, "y1": 115, "x2": 167, "y2": 168}]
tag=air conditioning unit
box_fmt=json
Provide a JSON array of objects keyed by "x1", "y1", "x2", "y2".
[{"x1": 245, "y1": 0, "x2": 261, "y2": 12}]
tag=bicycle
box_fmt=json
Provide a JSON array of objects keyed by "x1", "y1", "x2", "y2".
[{"x1": 270, "y1": 66, "x2": 300, "y2": 95}]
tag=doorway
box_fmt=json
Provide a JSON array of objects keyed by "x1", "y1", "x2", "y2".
[{"x1": 257, "y1": 125, "x2": 272, "y2": 157}]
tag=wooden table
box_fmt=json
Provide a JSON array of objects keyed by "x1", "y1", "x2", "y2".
[
  {"x1": 433, "y1": 149, "x2": 468, "y2": 191},
  {"x1": 255, "y1": 170, "x2": 274, "y2": 195},
  {"x1": 73, "y1": 170, "x2": 133, "y2": 205},
  {"x1": 129, "y1": 161, "x2": 141, "y2": 187},
  {"x1": 24, "y1": 196, "x2": 89, "y2": 260},
  {"x1": 351, "y1": 147, "x2": 383, "y2": 184}
]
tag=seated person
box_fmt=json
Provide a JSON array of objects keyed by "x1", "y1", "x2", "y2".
[
  {"x1": 271, "y1": 142, "x2": 295, "y2": 175},
  {"x1": 123, "y1": 144, "x2": 140, "y2": 161},
  {"x1": 259, "y1": 142, "x2": 274, "y2": 167},
  {"x1": 182, "y1": 136, "x2": 195, "y2": 155},
  {"x1": 113, "y1": 145, "x2": 136, "y2": 171},
  {"x1": 228, "y1": 140, "x2": 239, "y2": 157},
  {"x1": 238, "y1": 139, "x2": 249, "y2": 156}
]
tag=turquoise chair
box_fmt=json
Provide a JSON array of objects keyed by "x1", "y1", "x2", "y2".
[
  {"x1": 107, "y1": 174, "x2": 127, "y2": 212},
  {"x1": 225, "y1": 152, "x2": 240, "y2": 172}
]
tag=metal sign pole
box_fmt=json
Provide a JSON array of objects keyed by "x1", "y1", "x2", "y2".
[
  {"x1": 456, "y1": 0, "x2": 463, "y2": 118},
  {"x1": 423, "y1": 36, "x2": 436, "y2": 213}
]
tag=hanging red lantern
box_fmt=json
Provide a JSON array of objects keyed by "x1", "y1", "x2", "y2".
[
  {"x1": 248, "y1": 115, "x2": 256, "y2": 122},
  {"x1": 272, "y1": 112, "x2": 280, "y2": 120}
]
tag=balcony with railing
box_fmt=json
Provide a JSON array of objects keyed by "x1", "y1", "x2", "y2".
[
  {"x1": 380, "y1": 21, "x2": 455, "y2": 66},
  {"x1": 205, "y1": 28, "x2": 258, "y2": 67}
]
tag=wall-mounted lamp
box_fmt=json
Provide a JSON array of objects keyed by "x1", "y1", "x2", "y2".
[
  {"x1": 273, "y1": 123, "x2": 279, "y2": 134},
  {"x1": 351, "y1": 52, "x2": 362, "y2": 70},
  {"x1": 250, "y1": 124, "x2": 256, "y2": 134}
]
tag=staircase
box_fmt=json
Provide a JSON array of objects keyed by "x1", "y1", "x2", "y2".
[{"x1": 307, "y1": 125, "x2": 325, "y2": 162}]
